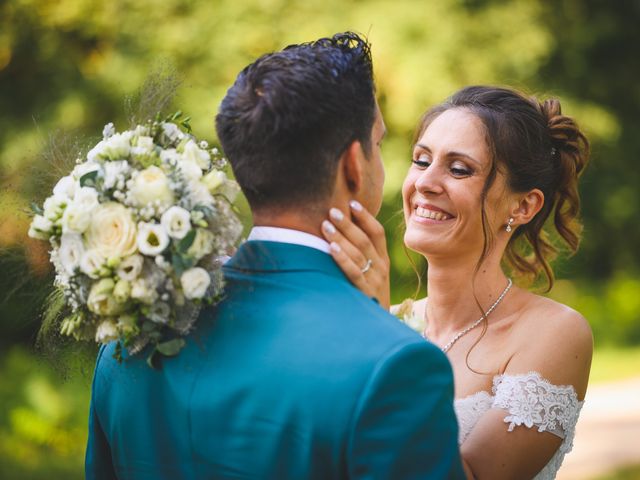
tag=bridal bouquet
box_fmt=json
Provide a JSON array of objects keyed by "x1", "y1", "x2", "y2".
[{"x1": 28, "y1": 113, "x2": 242, "y2": 365}]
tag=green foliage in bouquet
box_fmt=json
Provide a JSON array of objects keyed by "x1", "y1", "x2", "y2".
[{"x1": 28, "y1": 110, "x2": 243, "y2": 367}]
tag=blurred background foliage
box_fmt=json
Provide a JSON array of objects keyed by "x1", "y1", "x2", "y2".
[{"x1": 1, "y1": 0, "x2": 639, "y2": 477}]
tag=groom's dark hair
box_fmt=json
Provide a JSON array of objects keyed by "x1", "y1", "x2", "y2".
[{"x1": 216, "y1": 32, "x2": 376, "y2": 211}]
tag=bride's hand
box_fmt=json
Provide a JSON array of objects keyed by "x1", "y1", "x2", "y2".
[{"x1": 321, "y1": 200, "x2": 391, "y2": 310}]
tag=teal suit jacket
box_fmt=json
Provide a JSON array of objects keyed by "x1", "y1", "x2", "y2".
[{"x1": 86, "y1": 240, "x2": 464, "y2": 479}]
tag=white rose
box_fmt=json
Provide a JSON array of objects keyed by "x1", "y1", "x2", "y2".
[
  {"x1": 136, "y1": 222, "x2": 170, "y2": 256},
  {"x1": 58, "y1": 233, "x2": 85, "y2": 275},
  {"x1": 186, "y1": 228, "x2": 214, "y2": 260},
  {"x1": 103, "y1": 160, "x2": 130, "y2": 190},
  {"x1": 84, "y1": 202, "x2": 138, "y2": 259},
  {"x1": 129, "y1": 166, "x2": 174, "y2": 207},
  {"x1": 102, "y1": 131, "x2": 132, "y2": 160},
  {"x1": 160, "y1": 206, "x2": 191, "y2": 239},
  {"x1": 43, "y1": 195, "x2": 68, "y2": 221},
  {"x1": 53, "y1": 175, "x2": 76, "y2": 199},
  {"x1": 61, "y1": 204, "x2": 92, "y2": 234},
  {"x1": 180, "y1": 267, "x2": 211, "y2": 299},
  {"x1": 162, "y1": 122, "x2": 184, "y2": 142},
  {"x1": 95, "y1": 319, "x2": 119, "y2": 343},
  {"x1": 80, "y1": 249, "x2": 107, "y2": 279},
  {"x1": 182, "y1": 139, "x2": 211, "y2": 170},
  {"x1": 87, "y1": 278, "x2": 125, "y2": 316},
  {"x1": 28, "y1": 214, "x2": 53, "y2": 240},
  {"x1": 117, "y1": 254, "x2": 144, "y2": 281},
  {"x1": 130, "y1": 278, "x2": 158, "y2": 304},
  {"x1": 201, "y1": 170, "x2": 226, "y2": 193}
]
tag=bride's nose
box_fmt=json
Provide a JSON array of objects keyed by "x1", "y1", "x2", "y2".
[{"x1": 414, "y1": 165, "x2": 445, "y2": 195}]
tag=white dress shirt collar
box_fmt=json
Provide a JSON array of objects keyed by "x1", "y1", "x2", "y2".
[{"x1": 247, "y1": 226, "x2": 331, "y2": 254}]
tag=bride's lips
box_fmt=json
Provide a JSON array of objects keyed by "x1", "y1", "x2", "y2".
[{"x1": 410, "y1": 202, "x2": 455, "y2": 224}]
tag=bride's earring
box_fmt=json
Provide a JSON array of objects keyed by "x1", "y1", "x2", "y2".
[{"x1": 506, "y1": 217, "x2": 514, "y2": 233}]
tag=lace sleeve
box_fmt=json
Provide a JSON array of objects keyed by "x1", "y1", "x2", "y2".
[{"x1": 491, "y1": 372, "x2": 583, "y2": 439}]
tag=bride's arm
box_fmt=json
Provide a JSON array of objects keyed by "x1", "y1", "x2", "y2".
[
  {"x1": 461, "y1": 307, "x2": 593, "y2": 479},
  {"x1": 321, "y1": 201, "x2": 391, "y2": 309}
]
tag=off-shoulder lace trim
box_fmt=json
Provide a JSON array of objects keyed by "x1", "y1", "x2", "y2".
[
  {"x1": 454, "y1": 372, "x2": 584, "y2": 479},
  {"x1": 492, "y1": 371, "x2": 583, "y2": 439}
]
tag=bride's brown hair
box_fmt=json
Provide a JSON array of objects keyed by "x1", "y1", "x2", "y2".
[{"x1": 414, "y1": 85, "x2": 590, "y2": 291}]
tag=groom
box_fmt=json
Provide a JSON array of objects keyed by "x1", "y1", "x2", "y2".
[{"x1": 86, "y1": 32, "x2": 463, "y2": 479}]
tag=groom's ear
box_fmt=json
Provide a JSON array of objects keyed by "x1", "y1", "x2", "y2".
[{"x1": 341, "y1": 140, "x2": 365, "y2": 194}]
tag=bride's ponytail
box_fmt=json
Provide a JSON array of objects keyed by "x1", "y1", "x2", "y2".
[{"x1": 540, "y1": 98, "x2": 589, "y2": 256}]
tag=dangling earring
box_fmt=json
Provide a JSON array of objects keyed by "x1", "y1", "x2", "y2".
[{"x1": 506, "y1": 218, "x2": 514, "y2": 233}]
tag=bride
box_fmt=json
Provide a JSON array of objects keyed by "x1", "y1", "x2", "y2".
[{"x1": 321, "y1": 85, "x2": 592, "y2": 479}]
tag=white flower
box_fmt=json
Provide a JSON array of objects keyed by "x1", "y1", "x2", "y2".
[
  {"x1": 162, "y1": 122, "x2": 184, "y2": 142},
  {"x1": 117, "y1": 254, "x2": 144, "y2": 281},
  {"x1": 135, "y1": 135, "x2": 154, "y2": 151},
  {"x1": 201, "y1": 170, "x2": 226, "y2": 193},
  {"x1": 28, "y1": 214, "x2": 53, "y2": 240},
  {"x1": 58, "y1": 233, "x2": 85, "y2": 275},
  {"x1": 84, "y1": 202, "x2": 138, "y2": 260},
  {"x1": 130, "y1": 278, "x2": 158, "y2": 304},
  {"x1": 160, "y1": 148, "x2": 180, "y2": 166},
  {"x1": 180, "y1": 267, "x2": 210, "y2": 299},
  {"x1": 129, "y1": 166, "x2": 174, "y2": 207},
  {"x1": 73, "y1": 161, "x2": 102, "y2": 182},
  {"x1": 53, "y1": 175, "x2": 76, "y2": 199},
  {"x1": 178, "y1": 158, "x2": 203, "y2": 181},
  {"x1": 43, "y1": 195, "x2": 68, "y2": 221},
  {"x1": 136, "y1": 222, "x2": 170, "y2": 256},
  {"x1": 87, "y1": 278, "x2": 125, "y2": 316},
  {"x1": 73, "y1": 186, "x2": 100, "y2": 210},
  {"x1": 160, "y1": 206, "x2": 191, "y2": 239},
  {"x1": 102, "y1": 122, "x2": 116, "y2": 139},
  {"x1": 187, "y1": 228, "x2": 214, "y2": 260},
  {"x1": 188, "y1": 181, "x2": 214, "y2": 208},
  {"x1": 102, "y1": 131, "x2": 132, "y2": 160},
  {"x1": 87, "y1": 142, "x2": 106, "y2": 163},
  {"x1": 95, "y1": 319, "x2": 119, "y2": 343},
  {"x1": 103, "y1": 160, "x2": 130, "y2": 190},
  {"x1": 112, "y1": 279, "x2": 131, "y2": 303},
  {"x1": 182, "y1": 139, "x2": 211, "y2": 170},
  {"x1": 61, "y1": 203, "x2": 92, "y2": 234},
  {"x1": 80, "y1": 249, "x2": 107, "y2": 279}
]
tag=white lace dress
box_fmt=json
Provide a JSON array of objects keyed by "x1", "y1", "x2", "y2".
[
  {"x1": 391, "y1": 302, "x2": 584, "y2": 479},
  {"x1": 455, "y1": 372, "x2": 583, "y2": 479}
]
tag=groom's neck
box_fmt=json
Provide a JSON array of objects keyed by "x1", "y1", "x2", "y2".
[{"x1": 252, "y1": 209, "x2": 325, "y2": 239}]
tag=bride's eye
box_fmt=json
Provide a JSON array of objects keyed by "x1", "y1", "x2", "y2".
[
  {"x1": 450, "y1": 162, "x2": 473, "y2": 177},
  {"x1": 412, "y1": 153, "x2": 431, "y2": 169}
]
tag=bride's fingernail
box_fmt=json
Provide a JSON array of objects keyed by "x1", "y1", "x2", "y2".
[
  {"x1": 329, "y1": 208, "x2": 344, "y2": 222},
  {"x1": 330, "y1": 242, "x2": 341, "y2": 253},
  {"x1": 349, "y1": 200, "x2": 363, "y2": 212},
  {"x1": 322, "y1": 220, "x2": 336, "y2": 234}
]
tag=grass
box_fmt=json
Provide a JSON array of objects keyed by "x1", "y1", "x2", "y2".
[
  {"x1": 596, "y1": 463, "x2": 640, "y2": 480},
  {"x1": 590, "y1": 345, "x2": 640, "y2": 384}
]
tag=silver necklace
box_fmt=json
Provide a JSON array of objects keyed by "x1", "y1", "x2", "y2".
[{"x1": 423, "y1": 278, "x2": 513, "y2": 353}]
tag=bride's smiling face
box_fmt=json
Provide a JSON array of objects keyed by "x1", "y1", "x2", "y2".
[{"x1": 402, "y1": 108, "x2": 508, "y2": 259}]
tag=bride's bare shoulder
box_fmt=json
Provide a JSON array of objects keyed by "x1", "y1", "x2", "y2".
[{"x1": 508, "y1": 294, "x2": 593, "y2": 397}]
